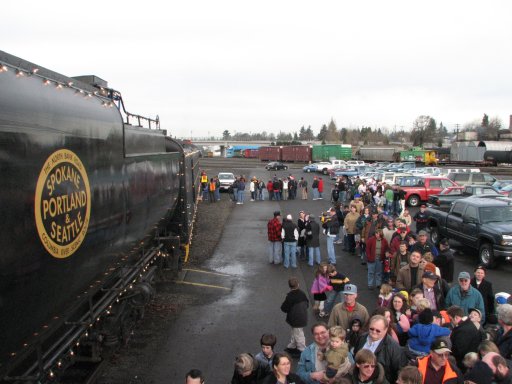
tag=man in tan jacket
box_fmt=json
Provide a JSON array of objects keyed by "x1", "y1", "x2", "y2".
[
  {"x1": 328, "y1": 284, "x2": 370, "y2": 331},
  {"x1": 395, "y1": 251, "x2": 425, "y2": 292}
]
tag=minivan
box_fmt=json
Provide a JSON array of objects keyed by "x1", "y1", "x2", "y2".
[{"x1": 448, "y1": 172, "x2": 496, "y2": 186}]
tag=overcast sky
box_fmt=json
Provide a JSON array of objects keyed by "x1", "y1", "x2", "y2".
[{"x1": 3, "y1": 1, "x2": 512, "y2": 138}]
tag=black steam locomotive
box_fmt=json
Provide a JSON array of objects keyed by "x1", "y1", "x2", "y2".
[{"x1": 0, "y1": 51, "x2": 200, "y2": 382}]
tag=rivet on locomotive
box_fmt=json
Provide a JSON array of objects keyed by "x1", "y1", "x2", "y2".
[{"x1": 0, "y1": 50, "x2": 201, "y2": 382}]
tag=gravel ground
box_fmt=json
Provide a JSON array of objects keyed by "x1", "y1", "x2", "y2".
[{"x1": 97, "y1": 193, "x2": 234, "y2": 383}]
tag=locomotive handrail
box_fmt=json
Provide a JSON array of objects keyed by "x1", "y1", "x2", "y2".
[{"x1": 110, "y1": 90, "x2": 160, "y2": 130}]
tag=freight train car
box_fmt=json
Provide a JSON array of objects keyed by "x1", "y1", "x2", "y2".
[
  {"x1": 258, "y1": 146, "x2": 282, "y2": 161},
  {"x1": 357, "y1": 147, "x2": 400, "y2": 162},
  {"x1": 226, "y1": 144, "x2": 260, "y2": 158},
  {"x1": 312, "y1": 144, "x2": 352, "y2": 162},
  {"x1": 0, "y1": 51, "x2": 200, "y2": 382},
  {"x1": 243, "y1": 148, "x2": 259, "y2": 158},
  {"x1": 400, "y1": 148, "x2": 438, "y2": 165},
  {"x1": 281, "y1": 145, "x2": 312, "y2": 162}
]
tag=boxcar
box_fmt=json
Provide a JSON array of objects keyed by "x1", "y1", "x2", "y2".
[
  {"x1": 312, "y1": 144, "x2": 352, "y2": 162},
  {"x1": 281, "y1": 145, "x2": 312, "y2": 162},
  {"x1": 259, "y1": 146, "x2": 282, "y2": 161}
]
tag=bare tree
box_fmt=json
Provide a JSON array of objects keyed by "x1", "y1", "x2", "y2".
[{"x1": 411, "y1": 115, "x2": 436, "y2": 146}]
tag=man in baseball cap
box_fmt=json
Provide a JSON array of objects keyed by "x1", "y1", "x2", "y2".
[
  {"x1": 327, "y1": 284, "x2": 369, "y2": 331},
  {"x1": 446, "y1": 271, "x2": 486, "y2": 322},
  {"x1": 417, "y1": 338, "x2": 461, "y2": 382}
]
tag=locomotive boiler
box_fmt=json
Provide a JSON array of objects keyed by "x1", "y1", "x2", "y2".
[{"x1": 0, "y1": 51, "x2": 200, "y2": 382}]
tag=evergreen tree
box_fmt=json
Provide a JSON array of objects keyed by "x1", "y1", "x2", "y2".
[{"x1": 317, "y1": 124, "x2": 328, "y2": 141}]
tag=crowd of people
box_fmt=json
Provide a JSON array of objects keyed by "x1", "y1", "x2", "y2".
[
  {"x1": 260, "y1": 174, "x2": 512, "y2": 383},
  {"x1": 192, "y1": 171, "x2": 512, "y2": 383}
]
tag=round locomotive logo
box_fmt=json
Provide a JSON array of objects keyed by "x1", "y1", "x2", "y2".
[{"x1": 34, "y1": 149, "x2": 91, "y2": 259}]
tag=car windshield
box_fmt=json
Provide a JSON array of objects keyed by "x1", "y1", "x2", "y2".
[
  {"x1": 219, "y1": 174, "x2": 234, "y2": 180},
  {"x1": 479, "y1": 206, "x2": 512, "y2": 223}
]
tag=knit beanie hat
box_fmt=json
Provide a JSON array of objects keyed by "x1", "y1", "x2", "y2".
[{"x1": 419, "y1": 308, "x2": 434, "y2": 324}]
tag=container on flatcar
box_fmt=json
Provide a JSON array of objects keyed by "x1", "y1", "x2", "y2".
[
  {"x1": 281, "y1": 145, "x2": 312, "y2": 162},
  {"x1": 258, "y1": 146, "x2": 282, "y2": 161}
]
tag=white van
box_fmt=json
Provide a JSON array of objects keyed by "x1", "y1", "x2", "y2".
[{"x1": 440, "y1": 168, "x2": 480, "y2": 176}]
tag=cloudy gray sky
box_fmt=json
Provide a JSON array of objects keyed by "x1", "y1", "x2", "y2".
[{"x1": 3, "y1": 0, "x2": 512, "y2": 138}]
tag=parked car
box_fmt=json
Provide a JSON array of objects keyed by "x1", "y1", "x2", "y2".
[
  {"x1": 398, "y1": 176, "x2": 458, "y2": 207},
  {"x1": 428, "y1": 196, "x2": 512, "y2": 268},
  {"x1": 447, "y1": 172, "x2": 496, "y2": 186},
  {"x1": 346, "y1": 160, "x2": 365, "y2": 166},
  {"x1": 217, "y1": 172, "x2": 236, "y2": 191},
  {"x1": 439, "y1": 168, "x2": 481, "y2": 177},
  {"x1": 329, "y1": 167, "x2": 359, "y2": 179},
  {"x1": 303, "y1": 163, "x2": 319, "y2": 173},
  {"x1": 411, "y1": 167, "x2": 442, "y2": 176},
  {"x1": 316, "y1": 159, "x2": 347, "y2": 175},
  {"x1": 395, "y1": 162, "x2": 416, "y2": 172},
  {"x1": 427, "y1": 185, "x2": 501, "y2": 211},
  {"x1": 265, "y1": 161, "x2": 288, "y2": 171}
]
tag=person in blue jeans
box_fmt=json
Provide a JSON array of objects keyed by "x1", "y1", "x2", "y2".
[
  {"x1": 305, "y1": 214, "x2": 321, "y2": 266},
  {"x1": 237, "y1": 177, "x2": 246, "y2": 204},
  {"x1": 322, "y1": 208, "x2": 340, "y2": 265},
  {"x1": 365, "y1": 230, "x2": 389, "y2": 290},
  {"x1": 281, "y1": 214, "x2": 298, "y2": 268}
]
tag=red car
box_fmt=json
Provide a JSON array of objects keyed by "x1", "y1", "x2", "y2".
[{"x1": 399, "y1": 176, "x2": 458, "y2": 207}]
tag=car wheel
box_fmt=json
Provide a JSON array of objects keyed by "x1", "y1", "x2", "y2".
[
  {"x1": 479, "y1": 242, "x2": 496, "y2": 269},
  {"x1": 284, "y1": 166, "x2": 288, "y2": 170},
  {"x1": 322, "y1": 168, "x2": 328, "y2": 175},
  {"x1": 306, "y1": 169, "x2": 311, "y2": 173},
  {"x1": 407, "y1": 195, "x2": 420, "y2": 207},
  {"x1": 430, "y1": 226, "x2": 440, "y2": 245}
]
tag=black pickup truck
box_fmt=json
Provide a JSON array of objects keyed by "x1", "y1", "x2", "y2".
[
  {"x1": 427, "y1": 185, "x2": 501, "y2": 211},
  {"x1": 428, "y1": 196, "x2": 512, "y2": 268}
]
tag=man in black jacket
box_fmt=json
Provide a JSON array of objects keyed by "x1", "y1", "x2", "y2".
[
  {"x1": 470, "y1": 265, "x2": 495, "y2": 323},
  {"x1": 353, "y1": 314, "x2": 407, "y2": 383},
  {"x1": 450, "y1": 306, "x2": 486, "y2": 370},
  {"x1": 281, "y1": 277, "x2": 309, "y2": 356}
]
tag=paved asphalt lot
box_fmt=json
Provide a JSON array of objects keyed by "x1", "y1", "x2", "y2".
[{"x1": 116, "y1": 164, "x2": 512, "y2": 384}]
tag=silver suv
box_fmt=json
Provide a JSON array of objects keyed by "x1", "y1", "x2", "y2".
[{"x1": 448, "y1": 172, "x2": 496, "y2": 186}]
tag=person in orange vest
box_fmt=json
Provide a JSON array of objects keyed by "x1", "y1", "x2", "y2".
[
  {"x1": 208, "y1": 178, "x2": 216, "y2": 203},
  {"x1": 415, "y1": 338, "x2": 462, "y2": 384}
]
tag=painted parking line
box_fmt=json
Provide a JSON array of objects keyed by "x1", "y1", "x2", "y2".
[
  {"x1": 175, "y1": 280, "x2": 231, "y2": 290},
  {"x1": 182, "y1": 268, "x2": 232, "y2": 277},
  {"x1": 177, "y1": 268, "x2": 235, "y2": 290}
]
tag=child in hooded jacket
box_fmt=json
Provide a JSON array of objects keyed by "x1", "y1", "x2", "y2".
[
  {"x1": 311, "y1": 262, "x2": 330, "y2": 317},
  {"x1": 407, "y1": 308, "x2": 451, "y2": 356}
]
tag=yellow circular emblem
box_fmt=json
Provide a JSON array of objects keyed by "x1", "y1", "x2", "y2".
[{"x1": 34, "y1": 149, "x2": 91, "y2": 259}]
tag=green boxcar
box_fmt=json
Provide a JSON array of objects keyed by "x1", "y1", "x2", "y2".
[{"x1": 312, "y1": 144, "x2": 352, "y2": 161}]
